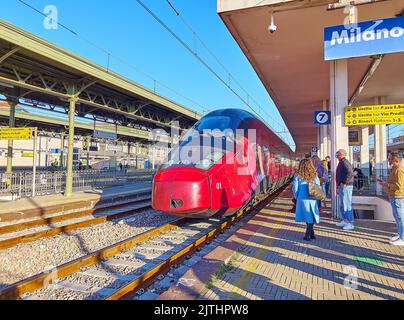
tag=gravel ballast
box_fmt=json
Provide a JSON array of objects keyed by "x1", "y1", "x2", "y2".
[{"x1": 0, "y1": 209, "x2": 176, "y2": 288}]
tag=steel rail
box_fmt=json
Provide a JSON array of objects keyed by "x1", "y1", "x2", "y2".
[
  {"x1": 107, "y1": 184, "x2": 289, "y2": 300},
  {"x1": 0, "y1": 198, "x2": 151, "y2": 250},
  {"x1": 0, "y1": 194, "x2": 152, "y2": 235},
  {"x1": 0, "y1": 217, "x2": 186, "y2": 300},
  {"x1": 0, "y1": 182, "x2": 290, "y2": 300}
]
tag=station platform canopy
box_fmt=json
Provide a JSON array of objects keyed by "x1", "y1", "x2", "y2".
[
  {"x1": 218, "y1": 0, "x2": 404, "y2": 155},
  {"x1": 0, "y1": 19, "x2": 200, "y2": 133},
  {"x1": 0, "y1": 100, "x2": 158, "y2": 145}
]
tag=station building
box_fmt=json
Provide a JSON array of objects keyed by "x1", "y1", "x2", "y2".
[{"x1": 218, "y1": 0, "x2": 404, "y2": 221}]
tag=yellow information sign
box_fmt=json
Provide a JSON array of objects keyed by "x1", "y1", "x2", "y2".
[
  {"x1": 345, "y1": 104, "x2": 404, "y2": 126},
  {"x1": 21, "y1": 151, "x2": 34, "y2": 157},
  {"x1": 0, "y1": 127, "x2": 32, "y2": 140}
]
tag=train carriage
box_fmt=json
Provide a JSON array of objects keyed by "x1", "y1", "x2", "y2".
[{"x1": 152, "y1": 109, "x2": 295, "y2": 218}]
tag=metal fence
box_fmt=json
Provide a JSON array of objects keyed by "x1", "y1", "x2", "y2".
[
  {"x1": 0, "y1": 169, "x2": 156, "y2": 200},
  {"x1": 352, "y1": 168, "x2": 390, "y2": 199}
]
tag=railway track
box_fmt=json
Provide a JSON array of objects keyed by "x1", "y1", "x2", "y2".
[
  {"x1": 0, "y1": 183, "x2": 289, "y2": 300},
  {"x1": 0, "y1": 192, "x2": 152, "y2": 250}
]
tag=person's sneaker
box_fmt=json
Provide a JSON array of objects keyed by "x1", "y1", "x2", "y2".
[
  {"x1": 390, "y1": 239, "x2": 404, "y2": 246},
  {"x1": 390, "y1": 234, "x2": 400, "y2": 242},
  {"x1": 343, "y1": 223, "x2": 355, "y2": 231},
  {"x1": 336, "y1": 220, "x2": 346, "y2": 227}
]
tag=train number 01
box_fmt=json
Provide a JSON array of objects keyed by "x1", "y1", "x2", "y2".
[{"x1": 216, "y1": 182, "x2": 222, "y2": 190}]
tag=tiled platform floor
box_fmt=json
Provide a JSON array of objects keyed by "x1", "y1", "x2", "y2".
[
  {"x1": 160, "y1": 187, "x2": 404, "y2": 300},
  {"x1": 201, "y1": 188, "x2": 404, "y2": 300}
]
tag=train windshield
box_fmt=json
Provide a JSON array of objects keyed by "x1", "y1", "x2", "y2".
[
  {"x1": 181, "y1": 115, "x2": 240, "y2": 144},
  {"x1": 196, "y1": 116, "x2": 238, "y2": 132},
  {"x1": 160, "y1": 116, "x2": 239, "y2": 171},
  {"x1": 160, "y1": 147, "x2": 225, "y2": 171}
]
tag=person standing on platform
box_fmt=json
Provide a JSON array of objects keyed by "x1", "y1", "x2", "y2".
[
  {"x1": 325, "y1": 156, "x2": 331, "y2": 173},
  {"x1": 323, "y1": 156, "x2": 331, "y2": 196},
  {"x1": 292, "y1": 159, "x2": 321, "y2": 241},
  {"x1": 378, "y1": 152, "x2": 404, "y2": 246},
  {"x1": 335, "y1": 149, "x2": 355, "y2": 230},
  {"x1": 311, "y1": 155, "x2": 328, "y2": 211}
]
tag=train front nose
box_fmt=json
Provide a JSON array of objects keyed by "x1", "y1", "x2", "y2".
[{"x1": 152, "y1": 167, "x2": 211, "y2": 216}]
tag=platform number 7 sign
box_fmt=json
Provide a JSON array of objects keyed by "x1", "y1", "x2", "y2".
[{"x1": 314, "y1": 111, "x2": 331, "y2": 125}]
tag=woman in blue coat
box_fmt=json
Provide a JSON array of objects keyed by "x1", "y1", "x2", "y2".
[{"x1": 293, "y1": 159, "x2": 321, "y2": 241}]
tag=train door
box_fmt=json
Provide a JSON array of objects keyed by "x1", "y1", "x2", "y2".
[
  {"x1": 262, "y1": 146, "x2": 270, "y2": 193},
  {"x1": 268, "y1": 152, "x2": 275, "y2": 192},
  {"x1": 274, "y1": 156, "x2": 281, "y2": 189},
  {"x1": 280, "y1": 158, "x2": 286, "y2": 185},
  {"x1": 256, "y1": 144, "x2": 265, "y2": 195},
  {"x1": 279, "y1": 157, "x2": 285, "y2": 186},
  {"x1": 228, "y1": 136, "x2": 252, "y2": 209}
]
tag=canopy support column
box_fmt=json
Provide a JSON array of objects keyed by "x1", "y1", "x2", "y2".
[
  {"x1": 151, "y1": 145, "x2": 155, "y2": 169},
  {"x1": 86, "y1": 136, "x2": 91, "y2": 170},
  {"x1": 330, "y1": 59, "x2": 349, "y2": 220},
  {"x1": 6, "y1": 99, "x2": 17, "y2": 175},
  {"x1": 65, "y1": 86, "x2": 78, "y2": 197},
  {"x1": 374, "y1": 97, "x2": 387, "y2": 195},
  {"x1": 319, "y1": 100, "x2": 330, "y2": 160},
  {"x1": 360, "y1": 127, "x2": 370, "y2": 174}
]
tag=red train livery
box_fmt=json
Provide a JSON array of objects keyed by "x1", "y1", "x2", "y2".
[{"x1": 152, "y1": 109, "x2": 295, "y2": 218}]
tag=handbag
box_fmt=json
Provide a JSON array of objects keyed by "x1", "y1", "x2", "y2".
[{"x1": 308, "y1": 181, "x2": 325, "y2": 201}]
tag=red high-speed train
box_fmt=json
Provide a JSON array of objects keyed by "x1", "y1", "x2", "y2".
[{"x1": 152, "y1": 109, "x2": 295, "y2": 218}]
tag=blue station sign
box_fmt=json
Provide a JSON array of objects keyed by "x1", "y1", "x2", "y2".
[
  {"x1": 314, "y1": 111, "x2": 331, "y2": 125},
  {"x1": 324, "y1": 16, "x2": 404, "y2": 60}
]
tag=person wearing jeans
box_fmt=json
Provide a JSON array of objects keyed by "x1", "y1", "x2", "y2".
[
  {"x1": 379, "y1": 152, "x2": 404, "y2": 246},
  {"x1": 335, "y1": 149, "x2": 355, "y2": 230},
  {"x1": 338, "y1": 184, "x2": 354, "y2": 225}
]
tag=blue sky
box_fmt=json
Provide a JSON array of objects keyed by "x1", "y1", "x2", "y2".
[{"x1": 0, "y1": 0, "x2": 295, "y2": 147}]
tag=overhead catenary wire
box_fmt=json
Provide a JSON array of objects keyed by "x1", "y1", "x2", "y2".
[
  {"x1": 164, "y1": 0, "x2": 292, "y2": 141},
  {"x1": 164, "y1": 0, "x2": 294, "y2": 147},
  {"x1": 136, "y1": 0, "x2": 294, "y2": 147},
  {"x1": 15, "y1": 0, "x2": 206, "y2": 112}
]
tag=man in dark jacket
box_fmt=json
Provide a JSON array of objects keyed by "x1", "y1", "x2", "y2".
[{"x1": 335, "y1": 149, "x2": 355, "y2": 230}]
